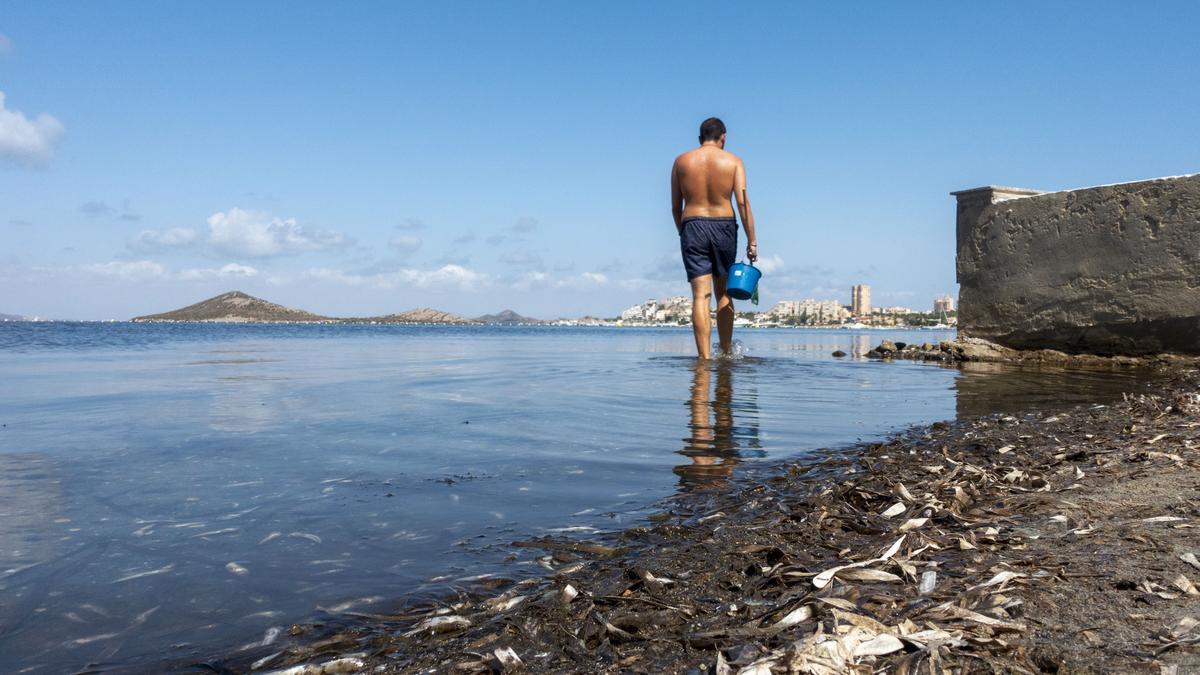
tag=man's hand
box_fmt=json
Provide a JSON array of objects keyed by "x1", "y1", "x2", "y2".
[{"x1": 747, "y1": 241, "x2": 758, "y2": 263}]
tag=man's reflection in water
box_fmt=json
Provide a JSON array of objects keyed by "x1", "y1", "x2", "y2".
[{"x1": 674, "y1": 360, "x2": 762, "y2": 485}]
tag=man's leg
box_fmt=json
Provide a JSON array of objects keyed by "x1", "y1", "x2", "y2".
[
  {"x1": 689, "y1": 275, "x2": 713, "y2": 359},
  {"x1": 714, "y1": 276, "x2": 734, "y2": 355}
]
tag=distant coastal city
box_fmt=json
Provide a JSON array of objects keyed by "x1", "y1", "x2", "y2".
[
  {"x1": 615, "y1": 284, "x2": 957, "y2": 329},
  {"x1": 0, "y1": 285, "x2": 959, "y2": 328}
]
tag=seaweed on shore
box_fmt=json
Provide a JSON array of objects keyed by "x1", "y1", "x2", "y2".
[{"x1": 204, "y1": 372, "x2": 1200, "y2": 674}]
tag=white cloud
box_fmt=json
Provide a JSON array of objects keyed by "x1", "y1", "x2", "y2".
[
  {"x1": 511, "y1": 271, "x2": 548, "y2": 291},
  {"x1": 207, "y1": 207, "x2": 347, "y2": 257},
  {"x1": 754, "y1": 255, "x2": 785, "y2": 275},
  {"x1": 75, "y1": 259, "x2": 258, "y2": 283},
  {"x1": 127, "y1": 227, "x2": 198, "y2": 253},
  {"x1": 176, "y1": 263, "x2": 259, "y2": 281},
  {"x1": 302, "y1": 263, "x2": 489, "y2": 291},
  {"x1": 553, "y1": 272, "x2": 609, "y2": 290},
  {"x1": 79, "y1": 260, "x2": 168, "y2": 282},
  {"x1": 0, "y1": 91, "x2": 65, "y2": 167},
  {"x1": 388, "y1": 235, "x2": 423, "y2": 255}
]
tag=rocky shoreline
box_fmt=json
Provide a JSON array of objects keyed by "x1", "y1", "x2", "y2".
[
  {"x1": 192, "y1": 370, "x2": 1200, "y2": 674},
  {"x1": 866, "y1": 336, "x2": 1200, "y2": 371}
]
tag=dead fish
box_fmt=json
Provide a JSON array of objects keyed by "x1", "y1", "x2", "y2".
[
  {"x1": 321, "y1": 596, "x2": 383, "y2": 613},
  {"x1": 268, "y1": 656, "x2": 366, "y2": 674},
  {"x1": 813, "y1": 536, "x2": 905, "y2": 589},
  {"x1": 288, "y1": 532, "x2": 322, "y2": 544},
  {"x1": 129, "y1": 605, "x2": 160, "y2": 628},
  {"x1": 554, "y1": 562, "x2": 587, "y2": 575},
  {"x1": 218, "y1": 506, "x2": 261, "y2": 520},
  {"x1": 226, "y1": 562, "x2": 249, "y2": 576},
  {"x1": 493, "y1": 647, "x2": 523, "y2": 670},
  {"x1": 919, "y1": 570, "x2": 937, "y2": 595},
  {"x1": 192, "y1": 527, "x2": 240, "y2": 538},
  {"x1": 242, "y1": 610, "x2": 283, "y2": 620},
  {"x1": 484, "y1": 594, "x2": 526, "y2": 612},
  {"x1": 769, "y1": 605, "x2": 813, "y2": 630},
  {"x1": 258, "y1": 531, "x2": 282, "y2": 545},
  {"x1": 115, "y1": 563, "x2": 175, "y2": 583},
  {"x1": 455, "y1": 573, "x2": 495, "y2": 582},
  {"x1": 251, "y1": 650, "x2": 283, "y2": 670},
  {"x1": 402, "y1": 615, "x2": 471, "y2": 637},
  {"x1": 69, "y1": 632, "x2": 120, "y2": 646}
]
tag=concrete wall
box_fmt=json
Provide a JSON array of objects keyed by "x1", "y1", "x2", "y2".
[{"x1": 955, "y1": 174, "x2": 1200, "y2": 355}]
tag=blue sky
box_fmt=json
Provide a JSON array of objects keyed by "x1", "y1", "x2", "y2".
[{"x1": 1, "y1": 1, "x2": 1198, "y2": 319}]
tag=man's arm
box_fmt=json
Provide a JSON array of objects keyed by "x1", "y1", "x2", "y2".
[
  {"x1": 671, "y1": 160, "x2": 684, "y2": 234},
  {"x1": 733, "y1": 159, "x2": 757, "y2": 262}
]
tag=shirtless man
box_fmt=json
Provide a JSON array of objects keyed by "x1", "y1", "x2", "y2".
[{"x1": 671, "y1": 117, "x2": 757, "y2": 359}]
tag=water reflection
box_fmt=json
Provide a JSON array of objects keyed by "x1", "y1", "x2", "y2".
[
  {"x1": 954, "y1": 362, "x2": 1156, "y2": 417},
  {"x1": 674, "y1": 361, "x2": 764, "y2": 485}
]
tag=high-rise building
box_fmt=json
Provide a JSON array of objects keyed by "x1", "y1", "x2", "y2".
[
  {"x1": 933, "y1": 294, "x2": 955, "y2": 313},
  {"x1": 851, "y1": 285, "x2": 871, "y2": 316}
]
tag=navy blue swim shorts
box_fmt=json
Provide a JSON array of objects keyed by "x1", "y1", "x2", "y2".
[{"x1": 679, "y1": 217, "x2": 738, "y2": 281}]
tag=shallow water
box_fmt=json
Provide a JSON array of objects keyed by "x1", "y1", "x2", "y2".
[{"x1": 0, "y1": 324, "x2": 1155, "y2": 671}]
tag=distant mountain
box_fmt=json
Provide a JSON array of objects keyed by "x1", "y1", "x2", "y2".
[
  {"x1": 356, "y1": 308, "x2": 475, "y2": 324},
  {"x1": 132, "y1": 291, "x2": 333, "y2": 323},
  {"x1": 475, "y1": 309, "x2": 542, "y2": 324},
  {"x1": 131, "y1": 292, "x2": 475, "y2": 324}
]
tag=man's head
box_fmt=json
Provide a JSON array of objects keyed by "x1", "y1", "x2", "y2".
[{"x1": 699, "y1": 117, "x2": 726, "y2": 146}]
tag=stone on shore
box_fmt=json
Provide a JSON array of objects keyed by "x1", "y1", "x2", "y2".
[{"x1": 867, "y1": 336, "x2": 1199, "y2": 369}]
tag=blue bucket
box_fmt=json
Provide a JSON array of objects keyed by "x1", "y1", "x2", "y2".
[{"x1": 726, "y1": 262, "x2": 761, "y2": 300}]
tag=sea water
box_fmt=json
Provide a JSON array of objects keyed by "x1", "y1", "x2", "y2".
[{"x1": 0, "y1": 323, "x2": 1154, "y2": 671}]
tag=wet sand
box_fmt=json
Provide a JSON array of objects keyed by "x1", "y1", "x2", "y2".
[{"x1": 193, "y1": 369, "x2": 1200, "y2": 673}]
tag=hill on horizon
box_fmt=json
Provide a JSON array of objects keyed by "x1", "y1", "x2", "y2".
[
  {"x1": 343, "y1": 308, "x2": 476, "y2": 324},
  {"x1": 131, "y1": 291, "x2": 475, "y2": 324},
  {"x1": 132, "y1": 291, "x2": 331, "y2": 323},
  {"x1": 474, "y1": 309, "x2": 542, "y2": 324}
]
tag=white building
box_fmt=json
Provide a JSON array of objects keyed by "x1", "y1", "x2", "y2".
[
  {"x1": 620, "y1": 296, "x2": 691, "y2": 323},
  {"x1": 767, "y1": 299, "x2": 850, "y2": 324}
]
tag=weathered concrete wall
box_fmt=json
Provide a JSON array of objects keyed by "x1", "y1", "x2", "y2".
[{"x1": 955, "y1": 174, "x2": 1200, "y2": 355}]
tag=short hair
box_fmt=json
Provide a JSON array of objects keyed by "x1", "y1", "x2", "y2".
[{"x1": 699, "y1": 117, "x2": 726, "y2": 142}]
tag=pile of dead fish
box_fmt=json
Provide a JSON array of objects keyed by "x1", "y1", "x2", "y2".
[{"x1": 224, "y1": 374, "x2": 1200, "y2": 674}]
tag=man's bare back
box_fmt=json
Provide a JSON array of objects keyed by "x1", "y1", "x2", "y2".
[
  {"x1": 670, "y1": 117, "x2": 758, "y2": 359},
  {"x1": 672, "y1": 146, "x2": 740, "y2": 221}
]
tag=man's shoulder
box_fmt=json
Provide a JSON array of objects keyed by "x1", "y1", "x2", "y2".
[{"x1": 674, "y1": 148, "x2": 699, "y2": 163}]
